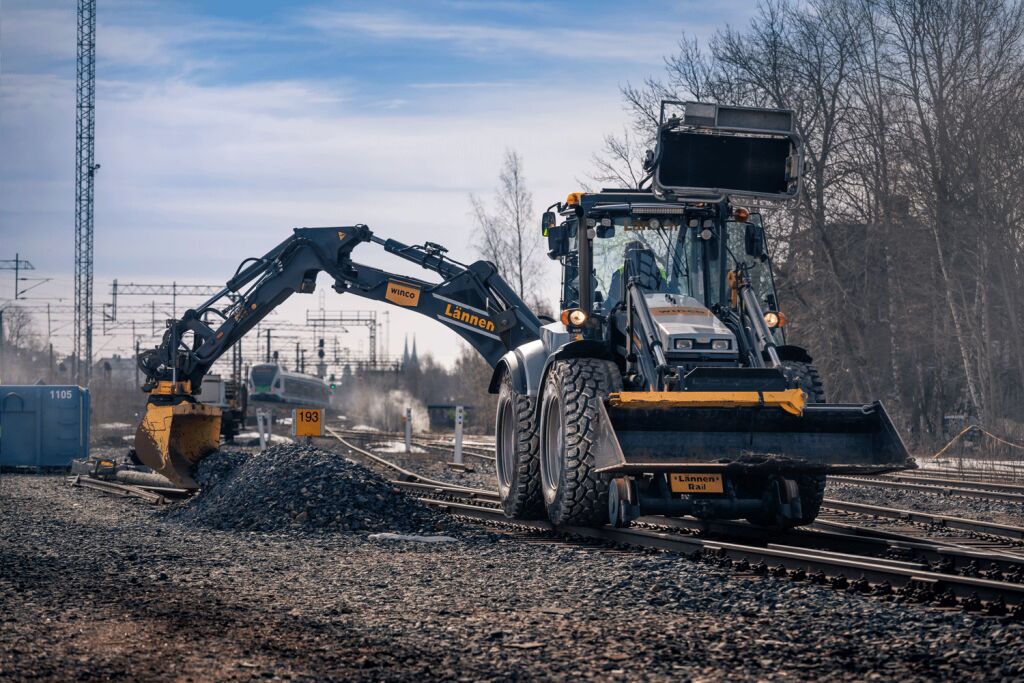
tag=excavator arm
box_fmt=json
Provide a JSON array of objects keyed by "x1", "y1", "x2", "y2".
[{"x1": 135, "y1": 225, "x2": 541, "y2": 487}]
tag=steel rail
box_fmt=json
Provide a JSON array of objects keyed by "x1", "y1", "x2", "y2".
[
  {"x1": 326, "y1": 426, "x2": 484, "y2": 494},
  {"x1": 875, "y1": 473, "x2": 1024, "y2": 495},
  {"x1": 329, "y1": 425, "x2": 497, "y2": 463},
  {"x1": 911, "y1": 466, "x2": 1024, "y2": 483},
  {"x1": 329, "y1": 425, "x2": 1024, "y2": 609},
  {"x1": 638, "y1": 514, "x2": 1024, "y2": 568},
  {"x1": 421, "y1": 498, "x2": 1024, "y2": 607},
  {"x1": 410, "y1": 438, "x2": 496, "y2": 463},
  {"x1": 822, "y1": 499, "x2": 1024, "y2": 541},
  {"x1": 69, "y1": 475, "x2": 168, "y2": 505},
  {"x1": 831, "y1": 475, "x2": 1024, "y2": 503}
]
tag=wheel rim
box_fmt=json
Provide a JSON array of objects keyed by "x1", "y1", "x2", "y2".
[
  {"x1": 540, "y1": 394, "x2": 564, "y2": 503},
  {"x1": 496, "y1": 398, "x2": 515, "y2": 493}
]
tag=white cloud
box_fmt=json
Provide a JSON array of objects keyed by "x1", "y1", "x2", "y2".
[
  {"x1": 3, "y1": 71, "x2": 631, "y2": 365},
  {"x1": 302, "y1": 9, "x2": 676, "y2": 63},
  {"x1": 1, "y1": 0, "x2": 759, "y2": 367},
  {"x1": 410, "y1": 81, "x2": 514, "y2": 89}
]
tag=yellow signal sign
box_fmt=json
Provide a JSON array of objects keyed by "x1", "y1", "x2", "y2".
[{"x1": 293, "y1": 408, "x2": 324, "y2": 437}]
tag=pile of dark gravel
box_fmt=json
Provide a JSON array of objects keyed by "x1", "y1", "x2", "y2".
[{"x1": 162, "y1": 444, "x2": 455, "y2": 535}]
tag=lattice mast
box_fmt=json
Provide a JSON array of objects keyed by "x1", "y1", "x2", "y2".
[{"x1": 74, "y1": 0, "x2": 97, "y2": 386}]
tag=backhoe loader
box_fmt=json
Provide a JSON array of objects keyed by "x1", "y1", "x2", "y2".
[{"x1": 134, "y1": 100, "x2": 913, "y2": 527}]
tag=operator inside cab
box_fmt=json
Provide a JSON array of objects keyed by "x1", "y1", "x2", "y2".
[{"x1": 601, "y1": 240, "x2": 669, "y2": 312}]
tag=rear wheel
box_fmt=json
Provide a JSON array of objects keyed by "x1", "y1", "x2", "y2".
[
  {"x1": 539, "y1": 358, "x2": 622, "y2": 526},
  {"x1": 746, "y1": 360, "x2": 827, "y2": 528},
  {"x1": 495, "y1": 372, "x2": 543, "y2": 519}
]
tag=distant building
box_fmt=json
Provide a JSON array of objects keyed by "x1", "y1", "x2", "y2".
[
  {"x1": 401, "y1": 334, "x2": 420, "y2": 371},
  {"x1": 94, "y1": 355, "x2": 138, "y2": 387},
  {"x1": 426, "y1": 404, "x2": 473, "y2": 431}
]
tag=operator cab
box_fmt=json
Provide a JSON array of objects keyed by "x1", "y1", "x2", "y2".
[{"x1": 548, "y1": 191, "x2": 786, "y2": 378}]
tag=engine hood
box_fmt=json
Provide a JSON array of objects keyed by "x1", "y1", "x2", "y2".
[{"x1": 645, "y1": 293, "x2": 737, "y2": 357}]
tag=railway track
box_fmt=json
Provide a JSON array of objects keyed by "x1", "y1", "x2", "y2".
[
  {"x1": 330, "y1": 427, "x2": 496, "y2": 463},
  {"x1": 327, "y1": 427, "x2": 1024, "y2": 615},
  {"x1": 907, "y1": 465, "x2": 1024, "y2": 484},
  {"x1": 830, "y1": 475, "x2": 1024, "y2": 503},
  {"x1": 876, "y1": 473, "x2": 1024, "y2": 494},
  {"x1": 337, "y1": 430, "x2": 1024, "y2": 499}
]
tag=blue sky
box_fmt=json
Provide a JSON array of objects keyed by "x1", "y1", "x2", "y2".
[{"x1": 1, "y1": 0, "x2": 756, "y2": 366}]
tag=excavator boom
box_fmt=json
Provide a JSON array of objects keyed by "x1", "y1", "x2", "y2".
[{"x1": 134, "y1": 225, "x2": 541, "y2": 487}]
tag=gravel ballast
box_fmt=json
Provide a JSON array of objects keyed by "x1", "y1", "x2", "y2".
[
  {"x1": 163, "y1": 444, "x2": 455, "y2": 536},
  {"x1": 826, "y1": 480, "x2": 1024, "y2": 526},
  {"x1": 3, "y1": 467, "x2": 1024, "y2": 681}
]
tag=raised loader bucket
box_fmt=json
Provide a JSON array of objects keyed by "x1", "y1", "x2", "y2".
[
  {"x1": 134, "y1": 401, "x2": 222, "y2": 489},
  {"x1": 593, "y1": 392, "x2": 913, "y2": 476}
]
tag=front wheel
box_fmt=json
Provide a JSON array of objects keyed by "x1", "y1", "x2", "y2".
[
  {"x1": 539, "y1": 358, "x2": 621, "y2": 526},
  {"x1": 494, "y1": 372, "x2": 543, "y2": 519}
]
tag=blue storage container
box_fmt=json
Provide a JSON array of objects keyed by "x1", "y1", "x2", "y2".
[{"x1": 0, "y1": 385, "x2": 90, "y2": 467}]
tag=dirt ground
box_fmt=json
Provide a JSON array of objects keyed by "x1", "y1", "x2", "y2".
[{"x1": 3, "y1": 470, "x2": 1024, "y2": 682}]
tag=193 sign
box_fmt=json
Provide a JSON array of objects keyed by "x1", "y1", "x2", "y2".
[{"x1": 293, "y1": 408, "x2": 324, "y2": 438}]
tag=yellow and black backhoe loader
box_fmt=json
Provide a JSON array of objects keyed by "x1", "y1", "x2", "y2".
[{"x1": 134, "y1": 100, "x2": 913, "y2": 526}]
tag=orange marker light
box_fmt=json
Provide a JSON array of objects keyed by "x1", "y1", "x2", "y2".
[{"x1": 734, "y1": 207, "x2": 750, "y2": 222}]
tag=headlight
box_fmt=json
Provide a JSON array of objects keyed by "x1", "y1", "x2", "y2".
[
  {"x1": 764, "y1": 311, "x2": 785, "y2": 328},
  {"x1": 674, "y1": 338, "x2": 693, "y2": 350},
  {"x1": 561, "y1": 309, "x2": 589, "y2": 326},
  {"x1": 711, "y1": 339, "x2": 730, "y2": 351}
]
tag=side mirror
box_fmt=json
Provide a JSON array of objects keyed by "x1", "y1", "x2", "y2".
[
  {"x1": 547, "y1": 224, "x2": 569, "y2": 258},
  {"x1": 744, "y1": 223, "x2": 767, "y2": 258},
  {"x1": 545, "y1": 213, "x2": 571, "y2": 258},
  {"x1": 541, "y1": 211, "x2": 557, "y2": 236}
]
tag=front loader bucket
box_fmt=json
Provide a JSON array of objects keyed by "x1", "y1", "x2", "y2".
[
  {"x1": 134, "y1": 401, "x2": 222, "y2": 489},
  {"x1": 593, "y1": 397, "x2": 913, "y2": 476}
]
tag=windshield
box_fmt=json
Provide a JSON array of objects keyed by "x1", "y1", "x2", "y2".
[
  {"x1": 250, "y1": 364, "x2": 277, "y2": 389},
  {"x1": 724, "y1": 215, "x2": 776, "y2": 310},
  {"x1": 589, "y1": 214, "x2": 778, "y2": 310},
  {"x1": 593, "y1": 217, "x2": 693, "y2": 309}
]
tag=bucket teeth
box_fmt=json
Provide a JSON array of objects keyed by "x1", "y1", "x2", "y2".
[{"x1": 134, "y1": 402, "x2": 222, "y2": 489}]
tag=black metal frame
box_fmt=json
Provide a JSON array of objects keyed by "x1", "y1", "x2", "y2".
[{"x1": 138, "y1": 226, "x2": 542, "y2": 394}]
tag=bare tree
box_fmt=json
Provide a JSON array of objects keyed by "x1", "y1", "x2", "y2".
[
  {"x1": 1, "y1": 306, "x2": 39, "y2": 350},
  {"x1": 587, "y1": 128, "x2": 649, "y2": 189},
  {"x1": 594, "y1": 0, "x2": 1024, "y2": 445},
  {"x1": 470, "y1": 150, "x2": 547, "y2": 311}
]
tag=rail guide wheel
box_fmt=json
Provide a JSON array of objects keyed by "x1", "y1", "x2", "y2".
[{"x1": 608, "y1": 478, "x2": 640, "y2": 528}]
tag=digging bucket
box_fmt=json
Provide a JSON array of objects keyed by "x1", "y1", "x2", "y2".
[{"x1": 134, "y1": 400, "x2": 222, "y2": 489}]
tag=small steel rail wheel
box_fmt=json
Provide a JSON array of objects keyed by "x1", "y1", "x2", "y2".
[
  {"x1": 746, "y1": 360, "x2": 827, "y2": 528},
  {"x1": 608, "y1": 478, "x2": 638, "y2": 528}
]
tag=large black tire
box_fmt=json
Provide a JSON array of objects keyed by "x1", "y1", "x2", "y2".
[
  {"x1": 747, "y1": 360, "x2": 827, "y2": 528},
  {"x1": 495, "y1": 372, "x2": 543, "y2": 519},
  {"x1": 539, "y1": 358, "x2": 622, "y2": 526},
  {"x1": 780, "y1": 360, "x2": 825, "y2": 403}
]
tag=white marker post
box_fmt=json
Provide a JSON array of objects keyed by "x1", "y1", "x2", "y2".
[
  {"x1": 404, "y1": 407, "x2": 412, "y2": 453},
  {"x1": 453, "y1": 405, "x2": 464, "y2": 466},
  {"x1": 256, "y1": 410, "x2": 270, "y2": 449}
]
